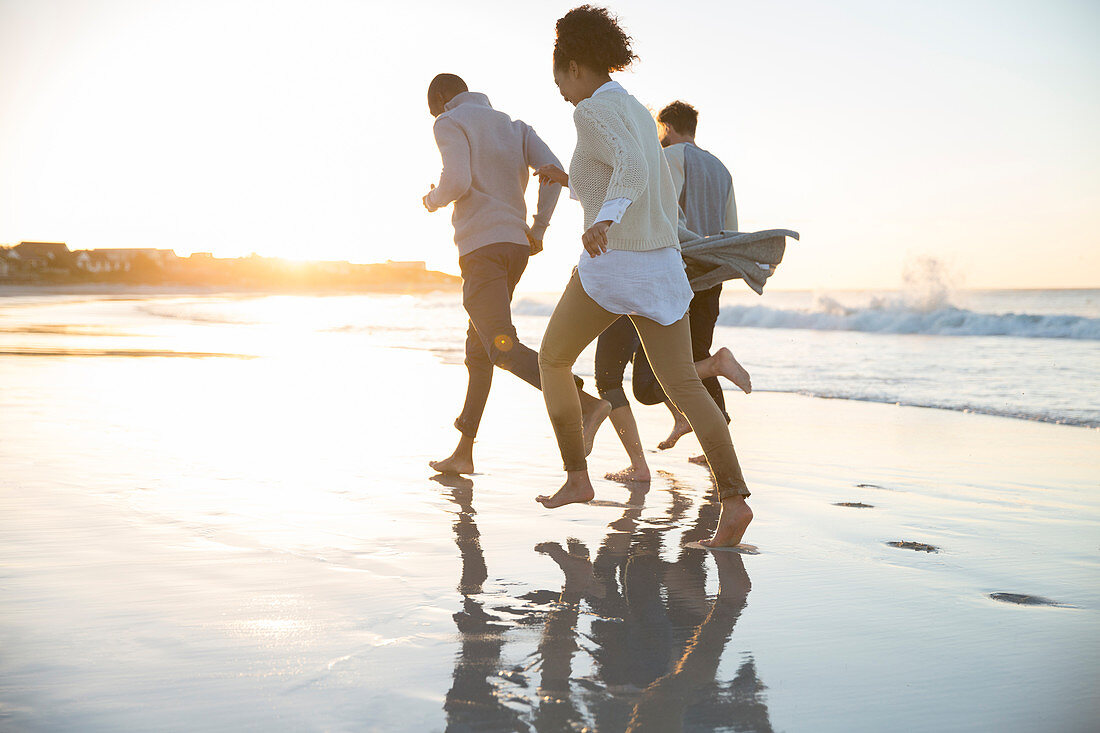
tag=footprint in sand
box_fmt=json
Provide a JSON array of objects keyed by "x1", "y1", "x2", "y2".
[
  {"x1": 989, "y1": 593, "x2": 1067, "y2": 607},
  {"x1": 834, "y1": 502, "x2": 874, "y2": 508},
  {"x1": 886, "y1": 540, "x2": 939, "y2": 553}
]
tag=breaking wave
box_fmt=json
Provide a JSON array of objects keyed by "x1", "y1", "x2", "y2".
[
  {"x1": 714, "y1": 301, "x2": 1100, "y2": 340},
  {"x1": 516, "y1": 296, "x2": 1100, "y2": 339}
]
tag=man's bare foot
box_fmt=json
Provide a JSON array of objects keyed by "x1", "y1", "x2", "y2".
[
  {"x1": 428, "y1": 454, "x2": 474, "y2": 475},
  {"x1": 537, "y1": 471, "x2": 595, "y2": 509},
  {"x1": 700, "y1": 495, "x2": 754, "y2": 547},
  {"x1": 701, "y1": 347, "x2": 752, "y2": 394},
  {"x1": 687, "y1": 454, "x2": 708, "y2": 466},
  {"x1": 658, "y1": 415, "x2": 693, "y2": 450},
  {"x1": 604, "y1": 465, "x2": 651, "y2": 483},
  {"x1": 581, "y1": 397, "x2": 612, "y2": 457}
]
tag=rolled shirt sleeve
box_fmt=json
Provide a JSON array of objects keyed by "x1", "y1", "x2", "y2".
[{"x1": 595, "y1": 197, "x2": 632, "y2": 225}]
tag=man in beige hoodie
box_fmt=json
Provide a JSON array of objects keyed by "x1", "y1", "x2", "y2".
[{"x1": 423, "y1": 73, "x2": 609, "y2": 475}]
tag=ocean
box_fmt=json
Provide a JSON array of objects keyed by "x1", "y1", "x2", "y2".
[{"x1": 2, "y1": 285, "x2": 1098, "y2": 429}]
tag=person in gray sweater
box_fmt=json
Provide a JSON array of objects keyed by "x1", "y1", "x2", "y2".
[{"x1": 422, "y1": 73, "x2": 610, "y2": 476}]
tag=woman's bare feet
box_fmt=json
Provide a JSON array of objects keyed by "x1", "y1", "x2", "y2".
[
  {"x1": 697, "y1": 347, "x2": 752, "y2": 394},
  {"x1": 699, "y1": 495, "x2": 754, "y2": 547},
  {"x1": 604, "y1": 465, "x2": 651, "y2": 483},
  {"x1": 537, "y1": 471, "x2": 596, "y2": 509},
  {"x1": 687, "y1": 454, "x2": 708, "y2": 466},
  {"x1": 581, "y1": 396, "x2": 612, "y2": 456}
]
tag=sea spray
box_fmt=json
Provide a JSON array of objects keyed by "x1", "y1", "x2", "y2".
[{"x1": 719, "y1": 257, "x2": 1100, "y2": 339}]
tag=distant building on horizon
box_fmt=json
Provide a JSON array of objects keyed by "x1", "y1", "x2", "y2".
[
  {"x1": 15, "y1": 242, "x2": 71, "y2": 270},
  {"x1": 95, "y1": 248, "x2": 177, "y2": 268},
  {"x1": 73, "y1": 250, "x2": 114, "y2": 273},
  {"x1": 384, "y1": 260, "x2": 426, "y2": 271}
]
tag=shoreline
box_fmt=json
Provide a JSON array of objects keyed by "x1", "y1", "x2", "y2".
[{"x1": 756, "y1": 388, "x2": 1100, "y2": 431}]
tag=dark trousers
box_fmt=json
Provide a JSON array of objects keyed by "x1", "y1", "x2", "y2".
[
  {"x1": 594, "y1": 283, "x2": 728, "y2": 421},
  {"x1": 594, "y1": 315, "x2": 640, "y2": 410},
  {"x1": 454, "y1": 243, "x2": 542, "y2": 438}
]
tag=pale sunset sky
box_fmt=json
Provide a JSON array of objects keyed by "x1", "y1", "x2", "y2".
[{"x1": 1, "y1": 0, "x2": 1097, "y2": 292}]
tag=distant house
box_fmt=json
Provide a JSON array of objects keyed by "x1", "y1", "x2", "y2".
[
  {"x1": 0, "y1": 249, "x2": 20, "y2": 277},
  {"x1": 73, "y1": 250, "x2": 113, "y2": 273},
  {"x1": 92, "y1": 248, "x2": 178, "y2": 272},
  {"x1": 15, "y1": 241, "x2": 70, "y2": 269},
  {"x1": 386, "y1": 260, "x2": 426, "y2": 271}
]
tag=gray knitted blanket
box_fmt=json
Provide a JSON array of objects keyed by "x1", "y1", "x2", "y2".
[{"x1": 679, "y1": 228, "x2": 800, "y2": 294}]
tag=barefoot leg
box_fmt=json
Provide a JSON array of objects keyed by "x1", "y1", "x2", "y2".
[
  {"x1": 580, "y1": 393, "x2": 612, "y2": 457},
  {"x1": 700, "y1": 495, "x2": 754, "y2": 547},
  {"x1": 603, "y1": 405, "x2": 650, "y2": 482},
  {"x1": 429, "y1": 433, "x2": 475, "y2": 475},
  {"x1": 657, "y1": 399, "x2": 693, "y2": 450},
  {"x1": 696, "y1": 347, "x2": 752, "y2": 395},
  {"x1": 537, "y1": 470, "x2": 596, "y2": 509}
]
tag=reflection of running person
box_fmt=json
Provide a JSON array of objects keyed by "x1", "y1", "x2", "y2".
[
  {"x1": 533, "y1": 6, "x2": 753, "y2": 548},
  {"x1": 422, "y1": 73, "x2": 611, "y2": 475}
]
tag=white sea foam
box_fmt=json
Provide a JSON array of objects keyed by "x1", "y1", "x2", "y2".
[
  {"x1": 714, "y1": 303, "x2": 1100, "y2": 339},
  {"x1": 516, "y1": 296, "x2": 1100, "y2": 339}
]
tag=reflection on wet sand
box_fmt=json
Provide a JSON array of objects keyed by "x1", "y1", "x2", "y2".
[
  {"x1": 437, "y1": 472, "x2": 773, "y2": 733},
  {"x1": 435, "y1": 474, "x2": 526, "y2": 732}
]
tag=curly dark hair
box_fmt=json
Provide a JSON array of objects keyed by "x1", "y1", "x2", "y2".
[
  {"x1": 657, "y1": 100, "x2": 698, "y2": 136},
  {"x1": 553, "y1": 5, "x2": 637, "y2": 73}
]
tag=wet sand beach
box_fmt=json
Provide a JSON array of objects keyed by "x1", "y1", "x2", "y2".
[{"x1": 1, "y1": 294, "x2": 1098, "y2": 732}]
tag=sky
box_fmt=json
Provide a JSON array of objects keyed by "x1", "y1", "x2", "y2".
[{"x1": 1, "y1": 0, "x2": 1098, "y2": 292}]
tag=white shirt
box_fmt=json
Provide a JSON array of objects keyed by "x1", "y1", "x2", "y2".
[{"x1": 574, "y1": 80, "x2": 692, "y2": 326}]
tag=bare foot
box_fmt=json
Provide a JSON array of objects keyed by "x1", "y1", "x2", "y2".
[
  {"x1": 711, "y1": 347, "x2": 752, "y2": 394},
  {"x1": 582, "y1": 397, "x2": 612, "y2": 457},
  {"x1": 428, "y1": 454, "x2": 474, "y2": 475},
  {"x1": 604, "y1": 465, "x2": 651, "y2": 483},
  {"x1": 687, "y1": 454, "x2": 708, "y2": 466},
  {"x1": 657, "y1": 415, "x2": 693, "y2": 450},
  {"x1": 700, "y1": 495, "x2": 754, "y2": 547},
  {"x1": 537, "y1": 472, "x2": 595, "y2": 509}
]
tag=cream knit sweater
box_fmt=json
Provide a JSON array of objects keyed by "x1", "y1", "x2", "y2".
[{"x1": 569, "y1": 91, "x2": 680, "y2": 251}]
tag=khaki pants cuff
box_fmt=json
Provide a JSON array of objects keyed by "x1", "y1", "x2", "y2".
[{"x1": 718, "y1": 485, "x2": 751, "y2": 500}]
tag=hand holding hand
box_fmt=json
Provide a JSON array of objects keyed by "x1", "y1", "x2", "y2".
[
  {"x1": 581, "y1": 220, "x2": 611, "y2": 258},
  {"x1": 526, "y1": 229, "x2": 544, "y2": 256},
  {"x1": 533, "y1": 164, "x2": 568, "y2": 187}
]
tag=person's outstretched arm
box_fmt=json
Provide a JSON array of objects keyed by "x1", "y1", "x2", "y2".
[
  {"x1": 423, "y1": 116, "x2": 471, "y2": 212},
  {"x1": 522, "y1": 124, "x2": 564, "y2": 243}
]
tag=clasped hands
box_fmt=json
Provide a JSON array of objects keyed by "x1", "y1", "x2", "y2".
[
  {"x1": 533, "y1": 164, "x2": 611, "y2": 258},
  {"x1": 423, "y1": 165, "x2": 609, "y2": 258}
]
